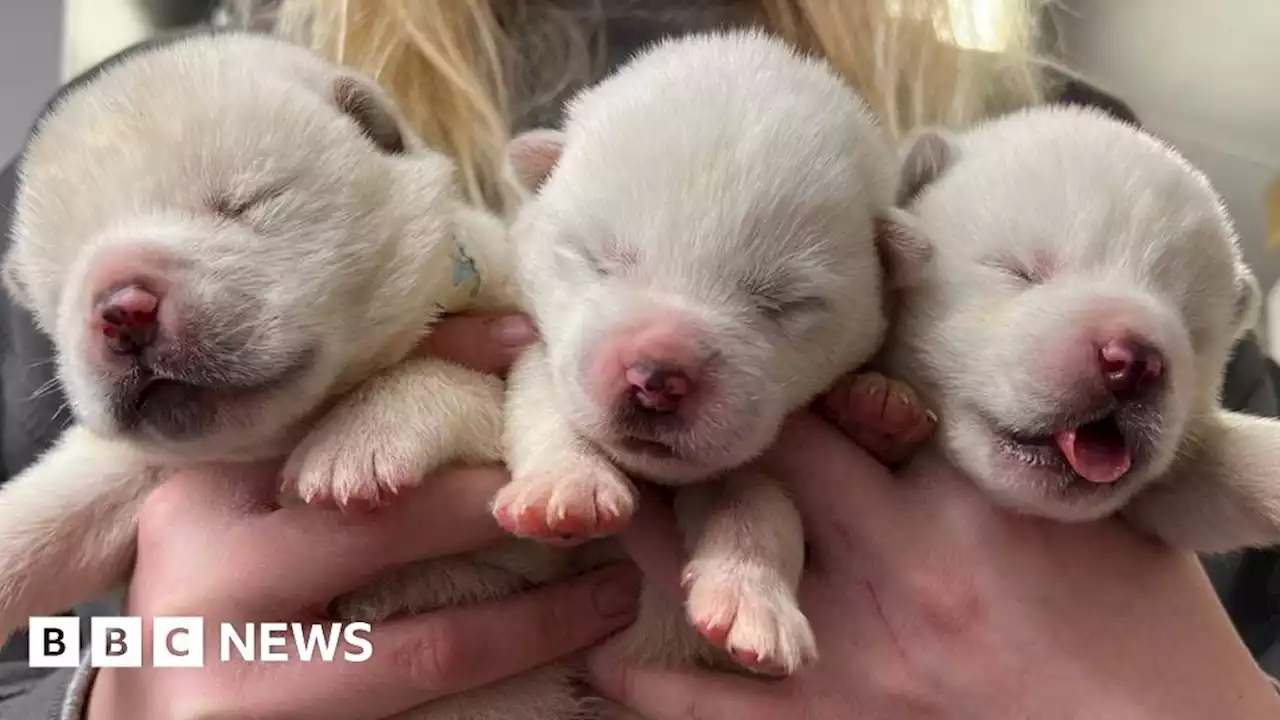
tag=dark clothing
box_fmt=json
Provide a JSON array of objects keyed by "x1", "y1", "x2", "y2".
[{"x1": 1, "y1": 26, "x2": 1279, "y2": 718}]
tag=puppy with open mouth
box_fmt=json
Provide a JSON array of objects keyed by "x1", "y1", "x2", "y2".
[{"x1": 883, "y1": 105, "x2": 1280, "y2": 553}]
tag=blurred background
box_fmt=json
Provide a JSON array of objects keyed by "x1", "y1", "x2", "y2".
[{"x1": 1, "y1": 0, "x2": 1278, "y2": 354}]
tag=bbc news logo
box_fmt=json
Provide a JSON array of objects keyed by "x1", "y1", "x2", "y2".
[{"x1": 28, "y1": 617, "x2": 373, "y2": 668}]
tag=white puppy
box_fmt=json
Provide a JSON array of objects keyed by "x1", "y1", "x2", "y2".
[
  {"x1": 883, "y1": 104, "x2": 1280, "y2": 553},
  {"x1": 492, "y1": 29, "x2": 935, "y2": 676},
  {"x1": 1, "y1": 32, "x2": 590, "y2": 720}
]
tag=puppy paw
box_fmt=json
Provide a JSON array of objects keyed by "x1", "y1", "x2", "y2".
[
  {"x1": 683, "y1": 561, "x2": 817, "y2": 676},
  {"x1": 492, "y1": 454, "x2": 637, "y2": 544},
  {"x1": 823, "y1": 371, "x2": 936, "y2": 465},
  {"x1": 283, "y1": 413, "x2": 438, "y2": 512}
]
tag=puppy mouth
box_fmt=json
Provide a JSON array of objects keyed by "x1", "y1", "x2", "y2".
[
  {"x1": 994, "y1": 410, "x2": 1143, "y2": 487},
  {"x1": 108, "y1": 347, "x2": 313, "y2": 439},
  {"x1": 614, "y1": 435, "x2": 680, "y2": 459}
]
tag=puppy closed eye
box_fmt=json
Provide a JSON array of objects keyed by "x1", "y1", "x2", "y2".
[
  {"x1": 753, "y1": 291, "x2": 826, "y2": 322},
  {"x1": 984, "y1": 258, "x2": 1042, "y2": 285},
  {"x1": 581, "y1": 241, "x2": 637, "y2": 277},
  {"x1": 207, "y1": 185, "x2": 289, "y2": 222}
]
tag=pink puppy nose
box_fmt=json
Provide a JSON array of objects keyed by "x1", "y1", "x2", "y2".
[
  {"x1": 1099, "y1": 336, "x2": 1163, "y2": 398},
  {"x1": 97, "y1": 285, "x2": 160, "y2": 356},
  {"x1": 626, "y1": 361, "x2": 695, "y2": 413}
]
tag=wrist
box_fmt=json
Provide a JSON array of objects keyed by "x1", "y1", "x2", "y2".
[
  {"x1": 82, "y1": 667, "x2": 110, "y2": 720},
  {"x1": 82, "y1": 667, "x2": 137, "y2": 720},
  {"x1": 1019, "y1": 554, "x2": 1280, "y2": 719},
  {"x1": 60, "y1": 651, "x2": 100, "y2": 720}
]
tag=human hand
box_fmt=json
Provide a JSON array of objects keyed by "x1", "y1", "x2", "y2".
[
  {"x1": 413, "y1": 311, "x2": 538, "y2": 376},
  {"x1": 86, "y1": 310, "x2": 635, "y2": 720},
  {"x1": 87, "y1": 462, "x2": 639, "y2": 720},
  {"x1": 593, "y1": 389, "x2": 1280, "y2": 719}
]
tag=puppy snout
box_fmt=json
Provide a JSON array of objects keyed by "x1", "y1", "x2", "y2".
[
  {"x1": 626, "y1": 360, "x2": 696, "y2": 413},
  {"x1": 1098, "y1": 336, "x2": 1163, "y2": 400},
  {"x1": 97, "y1": 284, "x2": 161, "y2": 356},
  {"x1": 591, "y1": 314, "x2": 711, "y2": 415}
]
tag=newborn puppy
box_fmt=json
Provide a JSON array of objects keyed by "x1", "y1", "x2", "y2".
[
  {"x1": 493, "y1": 29, "x2": 935, "y2": 675},
  {"x1": 1, "y1": 32, "x2": 587, "y2": 720},
  {"x1": 884, "y1": 104, "x2": 1280, "y2": 553}
]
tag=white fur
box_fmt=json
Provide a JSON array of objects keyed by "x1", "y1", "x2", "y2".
[
  {"x1": 884, "y1": 104, "x2": 1280, "y2": 553},
  {"x1": 0, "y1": 33, "x2": 593, "y2": 720},
  {"x1": 495, "y1": 30, "x2": 923, "y2": 675}
]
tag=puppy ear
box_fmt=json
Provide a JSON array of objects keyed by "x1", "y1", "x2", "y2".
[
  {"x1": 1125, "y1": 410, "x2": 1280, "y2": 553},
  {"x1": 874, "y1": 208, "x2": 933, "y2": 289},
  {"x1": 506, "y1": 128, "x2": 565, "y2": 192},
  {"x1": 896, "y1": 128, "x2": 958, "y2": 206},
  {"x1": 331, "y1": 74, "x2": 411, "y2": 155},
  {"x1": 1231, "y1": 261, "x2": 1262, "y2": 339}
]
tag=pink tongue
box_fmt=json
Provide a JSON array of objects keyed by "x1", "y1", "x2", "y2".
[{"x1": 1053, "y1": 427, "x2": 1131, "y2": 484}]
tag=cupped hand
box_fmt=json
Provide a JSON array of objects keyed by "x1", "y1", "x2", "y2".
[
  {"x1": 87, "y1": 310, "x2": 639, "y2": 720},
  {"x1": 88, "y1": 463, "x2": 639, "y2": 720},
  {"x1": 594, "y1": 388, "x2": 1280, "y2": 719}
]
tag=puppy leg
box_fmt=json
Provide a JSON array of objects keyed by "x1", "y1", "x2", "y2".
[
  {"x1": 284, "y1": 358, "x2": 504, "y2": 510},
  {"x1": 1126, "y1": 410, "x2": 1280, "y2": 553},
  {"x1": 0, "y1": 425, "x2": 154, "y2": 641},
  {"x1": 492, "y1": 345, "x2": 638, "y2": 543},
  {"x1": 821, "y1": 371, "x2": 936, "y2": 465},
  {"x1": 679, "y1": 470, "x2": 815, "y2": 675}
]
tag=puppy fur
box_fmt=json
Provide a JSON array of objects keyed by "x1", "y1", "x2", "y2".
[
  {"x1": 493, "y1": 29, "x2": 933, "y2": 676},
  {"x1": 1, "y1": 33, "x2": 592, "y2": 720},
  {"x1": 882, "y1": 104, "x2": 1280, "y2": 554}
]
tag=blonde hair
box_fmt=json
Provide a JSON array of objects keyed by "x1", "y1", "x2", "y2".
[{"x1": 268, "y1": 0, "x2": 1051, "y2": 210}]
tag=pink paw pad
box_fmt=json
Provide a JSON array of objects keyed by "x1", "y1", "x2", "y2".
[
  {"x1": 491, "y1": 471, "x2": 637, "y2": 545},
  {"x1": 295, "y1": 481, "x2": 397, "y2": 514},
  {"x1": 493, "y1": 502, "x2": 626, "y2": 545},
  {"x1": 695, "y1": 620, "x2": 731, "y2": 647},
  {"x1": 731, "y1": 649, "x2": 787, "y2": 676}
]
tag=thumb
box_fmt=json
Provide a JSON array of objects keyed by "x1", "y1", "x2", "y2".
[
  {"x1": 586, "y1": 635, "x2": 791, "y2": 720},
  {"x1": 414, "y1": 313, "x2": 537, "y2": 376}
]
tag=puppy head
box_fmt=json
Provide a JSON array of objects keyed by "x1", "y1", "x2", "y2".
[
  {"x1": 3, "y1": 34, "x2": 455, "y2": 458},
  {"x1": 506, "y1": 30, "x2": 927, "y2": 483},
  {"x1": 888, "y1": 106, "x2": 1254, "y2": 521}
]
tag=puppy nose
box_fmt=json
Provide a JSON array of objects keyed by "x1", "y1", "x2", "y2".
[
  {"x1": 1099, "y1": 337, "x2": 1163, "y2": 399},
  {"x1": 97, "y1": 285, "x2": 160, "y2": 356},
  {"x1": 626, "y1": 361, "x2": 695, "y2": 413}
]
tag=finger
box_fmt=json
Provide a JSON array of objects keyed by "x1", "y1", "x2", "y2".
[
  {"x1": 586, "y1": 634, "x2": 791, "y2": 720},
  {"x1": 414, "y1": 313, "x2": 538, "y2": 376},
  {"x1": 142, "y1": 459, "x2": 286, "y2": 534},
  {"x1": 762, "y1": 410, "x2": 907, "y2": 552},
  {"x1": 819, "y1": 372, "x2": 936, "y2": 466},
  {"x1": 616, "y1": 485, "x2": 687, "y2": 598},
  {"x1": 227, "y1": 564, "x2": 643, "y2": 720},
  {"x1": 218, "y1": 466, "x2": 512, "y2": 611}
]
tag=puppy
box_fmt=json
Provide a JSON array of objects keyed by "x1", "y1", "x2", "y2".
[
  {"x1": 491, "y1": 29, "x2": 936, "y2": 676},
  {"x1": 1, "y1": 32, "x2": 589, "y2": 720},
  {"x1": 882, "y1": 104, "x2": 1280, "y2": 554}
]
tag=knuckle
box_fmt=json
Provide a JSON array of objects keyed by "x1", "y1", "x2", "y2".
[
  {"x1": 529, "y1": 587, "x2": 577, "y2": 647},
  {"x1": 393, "y1": 620, "x2": 473, "y2": 693},
  {"x1": 137, "y1": 479, "x2": 192, "y2": 537}
]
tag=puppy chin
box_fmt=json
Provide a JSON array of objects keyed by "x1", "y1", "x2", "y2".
[{"x1": 580, "y1": 408, "x2": 781, "y2": 485}]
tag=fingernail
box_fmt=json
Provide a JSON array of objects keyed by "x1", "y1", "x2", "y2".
[
  {"x1": 490, "y1": 314, "x2": 537, "y2": 347},
  {"x1": 592, "y1": 566, "x2": 642, "y2": 619}
]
